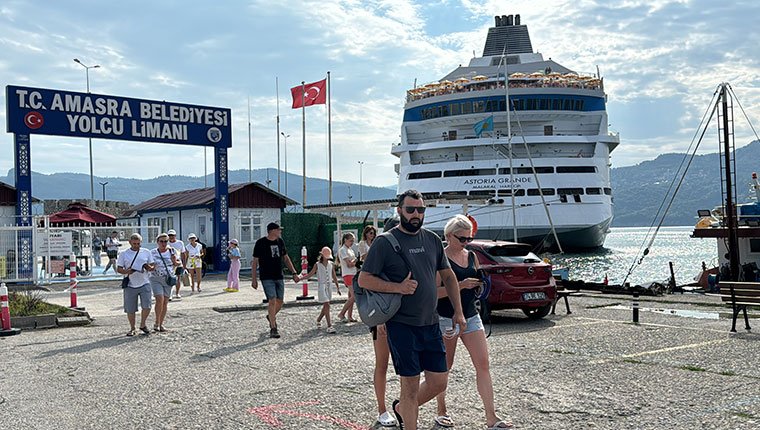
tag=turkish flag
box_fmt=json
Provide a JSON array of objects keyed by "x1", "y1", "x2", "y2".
[{"x1": 291, "y1": 78, "x2": 327, "y2": 108}]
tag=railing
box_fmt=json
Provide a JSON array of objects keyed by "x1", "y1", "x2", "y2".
[{"x1": 407, "y1": 76, "x2": 603, "y2": 103}]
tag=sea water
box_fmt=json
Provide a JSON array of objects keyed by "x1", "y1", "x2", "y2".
[{"x1": 549, "y1": 226, "x2": 716, "y2": 286}]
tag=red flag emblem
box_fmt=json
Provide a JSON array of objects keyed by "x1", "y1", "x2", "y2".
[{"x1": 291, "y1": 78, "x2": 327, "y2": 109}]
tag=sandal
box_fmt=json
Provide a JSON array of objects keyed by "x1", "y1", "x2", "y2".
[
  {"x1": 139, "y1": 326, "x2": 151, "y2": 335},
  {"x1": 158, "y1": 326, "x2": 169, "y2": 333},
  {"x1": 392, "y1": 399, "x2": 404, "y2": 429},
  {"x1": 434, "y1": 415, "x2": 455, "y2": 427},
  {"x1": 487, "y1": 420, "x2": 514, "y2": 429},
  {"x1": 126, "y1": 329, "x2": 136, "y2": 337}
]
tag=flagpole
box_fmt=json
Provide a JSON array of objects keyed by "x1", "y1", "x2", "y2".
[
  {"x1": 327, "y1": 71, "x2": 333, "y2": 205},
  {"x1": 301, "y1": 81, "x2": 307, "y2": 209},
  {"x1": 276, "y1": 77, "x2": 281, "y2": 193},
  {"x1": 248, "y1": 95, "x2": 252, "y2": 183}
]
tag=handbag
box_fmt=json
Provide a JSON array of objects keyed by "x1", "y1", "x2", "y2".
[
  {"x1": 353, "y1": 229, "x2": 407, "y2": 327},
  {"x1": 159, "y1": 248, "x2": 177, "y2": 285},
  {"x1": 121, "y1": 251, "x2": 140, "y2": 289}
]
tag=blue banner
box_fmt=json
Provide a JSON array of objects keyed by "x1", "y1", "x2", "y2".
[{"x1": 6, "y1": 85, "x2": 231, "y2": 147}]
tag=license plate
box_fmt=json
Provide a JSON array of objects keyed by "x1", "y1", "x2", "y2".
[{"x1": 522, "y1": 292, "x2": 546, "y2": 301}]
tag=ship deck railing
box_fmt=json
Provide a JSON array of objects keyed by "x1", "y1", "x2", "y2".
[{"x1": 407, "y1": 78, "x2": 603, "y2": 103}]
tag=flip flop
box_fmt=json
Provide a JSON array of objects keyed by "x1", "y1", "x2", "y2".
[
  {"x1": 392, "y1": 399, "x2": 404, "y2": 429},
  {"x1": 486, "y1": 420, "x2": 514, "y2": 429},
  {"x1": 434, "y1": 415, "x2": 455, "y2": 427},
  {"x1": 126, "y1": 329, "x2": 136, "y2": 337}
]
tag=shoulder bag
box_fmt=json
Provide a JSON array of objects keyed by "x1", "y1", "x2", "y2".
[{"x1": 121, "y1": 250, "x2": 140, "y2": 289}]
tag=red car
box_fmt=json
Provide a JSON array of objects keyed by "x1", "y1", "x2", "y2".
[{"x1": 466, "y1": 240, "x2": 557, "y2": 320}]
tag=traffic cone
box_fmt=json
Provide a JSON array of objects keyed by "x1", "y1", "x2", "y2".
[{"x1": 0, "y1": 283, "x2": 21, "y2": 337}]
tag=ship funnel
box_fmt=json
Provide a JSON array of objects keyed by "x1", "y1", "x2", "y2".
[
  {"x1": 515, "y1": 14, "x2": 521, "y2": 25},
  {"x1": 506, "y1": 15, "x2": 513, "y2": 26},
  {"x1": 495, "y1": 16, "x2": 501, "y2": 26}
]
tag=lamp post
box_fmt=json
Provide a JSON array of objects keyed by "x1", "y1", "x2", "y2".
[
  {"x1": 99, "y1": 181, "x2": 108, "y2": 202},
  {"x1": 358, "y1": 161, "x2": 364, "y2": 202},
  {"x1": 73, "y1": 58, "x2": 100, "y2": 206},
  {"x1": 281, "y1": 132, "x2": 290, "y2": 197}
]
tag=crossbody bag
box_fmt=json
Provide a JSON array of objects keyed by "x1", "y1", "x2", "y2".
[{"x1": 121, "y1": 251, "x2": 140, "y2": 289}]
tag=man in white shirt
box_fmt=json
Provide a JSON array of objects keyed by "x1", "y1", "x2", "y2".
[
  {"x1": 167, "y1": 229, "x2": 187, "y2": 300},
  {"x1": 117, "y1": 233, "x2": 155, "y2": 336}
]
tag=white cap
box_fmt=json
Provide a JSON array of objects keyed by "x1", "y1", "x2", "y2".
[
  {"x1": 229, "y1": 238, "x2": 239, "y2": 244},
  {"x1": 167, "y1": 229, "x2": 177, "y2": 235},
  {"x1": 188, "y1": 233, "x2": 197, "y2": 239}
]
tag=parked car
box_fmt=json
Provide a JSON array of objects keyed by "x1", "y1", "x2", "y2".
[{"x1": 466, "y1": 240, "x2": 557, "y2": 320}]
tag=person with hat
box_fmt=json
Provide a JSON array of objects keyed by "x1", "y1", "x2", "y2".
[
  {"x1": 224, "y1": 239, "x2": 242, "y2": 292},
  {"x1": 297, "y1": 246, "x2": 342, "y2": 333},
  {"x1": 252, "y1": 222, "x2": 299, "y2": 338},
  {"x1": 185, "y1": 233, "x2": 204, "y2": 294},
  {"x1": 167, "y1": 229, "x2": 187, "y2": 300},
  {"x1": 104, "y1": 230, "x2": 121, "y2": 274}
]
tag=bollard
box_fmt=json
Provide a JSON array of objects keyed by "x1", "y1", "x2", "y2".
[
  {"x1": 296, "y1": 246, "x2": 313, "y2": 300},
  {"x1": 0, "y1": 282, "x2": 22, "y2": 336},
  {"x1": 631, "y1": 284, "x2": 640, "y2": 325},
  {"x1": 70, "y1": 257, "x2": 78, "y2": 308}
]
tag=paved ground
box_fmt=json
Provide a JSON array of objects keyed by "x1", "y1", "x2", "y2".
[{"x1": 3, "y1": 275, "x2": 760, "y2": 429}]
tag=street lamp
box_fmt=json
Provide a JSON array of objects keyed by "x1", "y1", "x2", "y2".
[
  {"x1": 99, "y1": 181, "x2": 108, "y2": 202},
  {"x1": 281, "y1": 132, "x2": 290, "y2": 197},
  {"x1": 358, "y1": 161, "x2": 364, "y2": 202},
  {"x1": 73, "y1": 58, "x2": 100, "y2": 206}
]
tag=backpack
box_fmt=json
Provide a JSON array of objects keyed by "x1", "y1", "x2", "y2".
[{"x1": 352, "y1": 229, "x2": 408, "y2": 327}]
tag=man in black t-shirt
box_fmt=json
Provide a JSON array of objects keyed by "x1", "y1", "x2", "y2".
[{"x1": 252, "y1": 222, "x2": 299, "y2": 338}]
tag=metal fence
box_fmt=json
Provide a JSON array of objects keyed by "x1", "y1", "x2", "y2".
[{"x1": 0, "y1": 224, "x2": 36, "y2": 284}]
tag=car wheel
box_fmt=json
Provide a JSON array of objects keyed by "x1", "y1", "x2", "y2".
[
  {"x1": 476, "y1": 299, "x2": 491, "y2": 323},
  {"x1": 522, "y1": 304, "x2": 551, "y2": 320}
]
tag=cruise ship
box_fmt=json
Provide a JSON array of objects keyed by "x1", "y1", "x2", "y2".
[{"x1": 392, "y1": 14, "x2": 619, "y2": 250}]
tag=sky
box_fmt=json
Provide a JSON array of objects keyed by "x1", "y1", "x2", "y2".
[{"x1": 1, "y1": 0, "x2": 759, "y2": 188}]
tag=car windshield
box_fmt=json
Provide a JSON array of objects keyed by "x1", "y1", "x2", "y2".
[{"x1": 484, "y1": 245, "x2": 543, "y2": 264}]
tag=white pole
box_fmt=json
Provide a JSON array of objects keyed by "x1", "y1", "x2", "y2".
[
  {"x1": 248, "y1": 95, "x2": 252, "y2": 183},
  {"x1": 328, "y1": 71, "x2": 333, "y2": 205},
  {"x1": 301, "y1": 81, "x2": 307, "y2": 209},
  {"x1": 276, "y1": 77, "x2": 281, "y2": 193}
]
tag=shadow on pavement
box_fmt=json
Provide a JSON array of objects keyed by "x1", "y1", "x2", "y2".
[
  {"x1": 37, "y1": 334, "x2": 134, "y2": 358},
  {"x1": 189, "y1": 331, "x2": 272, "y2": 362}
]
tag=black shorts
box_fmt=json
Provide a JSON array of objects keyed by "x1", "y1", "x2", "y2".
[
  {"x1": 385, "y1": 320, "x2": 447, "y2": 377},
  {"x1": 107, "y1": 250, "x2": 118, "y2": 259}
]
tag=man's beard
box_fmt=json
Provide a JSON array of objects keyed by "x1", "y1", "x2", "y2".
[{"x1": 400, "y1": 216, "x2": 423, "y2": 233}]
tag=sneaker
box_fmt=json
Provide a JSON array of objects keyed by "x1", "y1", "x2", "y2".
[
  {"x1": 175, "y1": 293, "x2": 182, "y2": 299},
  {"x1": 378, "y1": 411, "x2": 397, "y2": 427},
  {"x1": 326, "y1": 326, "x2": 336, "y2": 334},
  {"x1": 316, "y1": 320, "x2": 322, "y2": 328},
  {"x1": 338, "y1": 316, "x2": 349, "y2": 323},
  {"x1": 270, "y1": 327, "x2": 281, "y2": 338}
]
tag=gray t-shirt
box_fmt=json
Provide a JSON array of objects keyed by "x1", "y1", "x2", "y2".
[{"x1": 361, "y1": 227, "x2": 450, "y2": 326}]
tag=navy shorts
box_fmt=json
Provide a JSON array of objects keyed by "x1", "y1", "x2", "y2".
[{"x1": 385, "y1": 320, "x2": 447, "y2": 377}]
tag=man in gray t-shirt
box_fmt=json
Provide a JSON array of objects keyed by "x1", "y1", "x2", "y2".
[{"x1": 360, "y1": 190, "x2": 465, "y2": 430}]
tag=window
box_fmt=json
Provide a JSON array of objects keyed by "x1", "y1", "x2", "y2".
[
  {"x1": 499, "y1": 167, "x2": 553, "y2": 174},
  {"x1": 603, "y1": 187, "x2": 612, "y2": 195},
  {"x1": 473, "y1": 101, "x2": 485, "y2": 113},
  {"x1": 166, "y1": 216, "x2": 174, "y2": 231},
  {"x1": 462, "y1": 102, "x2": 472, "y2": 114},
  {"x1": 146, "y1": 217, "x2": 160, "y2": 242},
  {"x1": 544, "y1": 125, "x2": 553, "y2": 136},
  {"x1": 469, "y1": 190, "x2": 495, "y2": 196},
  {"x1": 408, "y1": 171, "x2": 441, "y2": 180},
  {"x1": 750, "y1": 239, "x2": 760, "y2": 253},
  {"x1": 557, "y1": 166, "x2": 597, "y2": 173},
  {"x1": 557, "y1": 188, "x2": 585, "y2": 195},
  {"x1": 240, "y1": 211, "x2": 262, "y2": 242},
  {"x1": 527, "y1": 188, "x2": 555, "y2": 196},
  {"x1": 586, "y1": 188, "x2": 602, "y2": 195},
  {"x1": 444, "y1": 168, "x2": 496, "y2": 177},
  {"x1": 450, "y1": 103, "x2": 461, "y2": 115},
  {"x1": 498, "y1": 189, "x2": 525, "y2": 197}
]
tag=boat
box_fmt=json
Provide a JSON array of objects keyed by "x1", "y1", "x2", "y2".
[{"x1": 392, "y1": 14, "x2": 619, "y2": 250}]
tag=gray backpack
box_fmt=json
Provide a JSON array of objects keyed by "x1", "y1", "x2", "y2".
[{"x1": 352, "y1": 229, "x2": 409, "y2": 327}]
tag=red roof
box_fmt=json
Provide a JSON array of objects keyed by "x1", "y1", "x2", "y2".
[{"x1": 49, "y1": 202, "x2": 117, "y2": 226}]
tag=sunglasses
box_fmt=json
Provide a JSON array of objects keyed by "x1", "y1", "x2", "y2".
[
  {"x1": 453, "y1": 235, "x2": 474, "y2": 244},
  {"x1": 158, "y1": 240, "x2": 168, "y2": 243},
  {"x1": 403, "y1": 206, "x2": 426, "y2": 214}
]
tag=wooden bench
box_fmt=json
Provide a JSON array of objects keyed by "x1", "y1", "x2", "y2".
[
  {"x1": 551, "y1": 289, "x2": 580, "y2": 315},
  {"x1": 716, "y1": 282, "x2": 760, "y2": 332}
]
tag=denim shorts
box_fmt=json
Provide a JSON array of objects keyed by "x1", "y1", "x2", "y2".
[
  {"x1": 385, "y1": 320, "x2": 447, "y2": 377},
  {"x1": 123, "y1": 283, "x2": 152, "y2": 313},
  {"x1": 150, "y1": 277, "x2": 172, "y2": 297},
  {"x1": 438, "y1": 313, "x2": 484, "y2": 336},
  {"x1": 261, "y1": 279, "x2": 285, "y2": 300}
]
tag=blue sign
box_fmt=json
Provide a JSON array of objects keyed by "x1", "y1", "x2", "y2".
[{"x1": 6, "y1": 85, "x2": 231, "y2": 147}]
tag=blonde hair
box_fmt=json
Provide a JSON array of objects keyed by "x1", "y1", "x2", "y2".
[
  {"x1": 443, "y1": 214, "x2": 473, "y2": 237},
  {"x1": 341, "y1": 232, "x2": 355, "y2": 245}
]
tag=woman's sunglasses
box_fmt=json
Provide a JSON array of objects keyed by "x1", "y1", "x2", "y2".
[
  {"x1": 158, "y1": 240, "x2": 168, "y2": 243},
  {"x1": 403, "y1": 206, "x2": 426, "y2": 214},
  {"x1": 453, "y1": 235, "x2": 474, "y2": 244}
]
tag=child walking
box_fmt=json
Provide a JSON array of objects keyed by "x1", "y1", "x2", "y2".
[
  {"x1": 298, "y1": 246, "x2": 342, "y2": 333},
  {"x1": 224, "y1": 239, "x2": 241, "y2": 292}
]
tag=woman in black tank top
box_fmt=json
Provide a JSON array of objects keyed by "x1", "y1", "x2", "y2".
[{"x1": 435, "y1": 215, "x2": 512, "y2": 429}]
